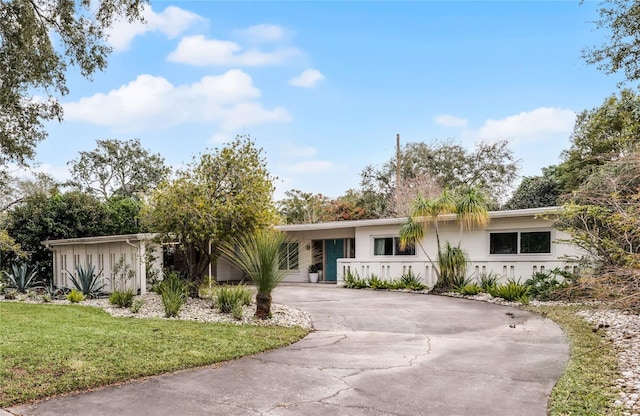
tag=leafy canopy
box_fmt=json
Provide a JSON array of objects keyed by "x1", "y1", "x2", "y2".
[
  {"x1": 0, "y1": 0, "x2": 146, "y2": 169},
  {"x1": 69, "y1": 138, "x2": 171, "y2": 199},
  {"x1": 143, "y1": 136, "x2": 277, "y2": 285}
]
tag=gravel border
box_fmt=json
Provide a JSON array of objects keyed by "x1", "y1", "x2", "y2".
[{"x1": 0, "y1": 293, "x2": 314, "y2": 330}]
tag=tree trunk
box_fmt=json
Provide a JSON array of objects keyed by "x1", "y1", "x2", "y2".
[{"x1": 255, "y1": 292, "x2": 272, "y2": 319}]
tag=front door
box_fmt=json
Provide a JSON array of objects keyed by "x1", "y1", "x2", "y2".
[{"x1": 324, "y1": 239, "x2": 344, "y2": 282}]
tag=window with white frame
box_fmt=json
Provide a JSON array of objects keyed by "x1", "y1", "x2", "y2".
[
  {"x1": 278, "y1": 242, "x2": 299, "y2": 271},
  {"x1": 373, "y1": 237, "x2": 415, "y2": 256},
  {"x1": 489, "y1": 231, "x2": 551, "y2": 255}
]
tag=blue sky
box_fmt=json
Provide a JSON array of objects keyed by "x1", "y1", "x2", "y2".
[{"x1": 34, "y1": 1, "x2": 623, "y2": 200}]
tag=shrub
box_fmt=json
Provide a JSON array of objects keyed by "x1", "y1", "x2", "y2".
[
  {"x1": 2, "y1": 264, "x2": 40, "y2": 293},
  {"x1": 458, "y1": 283, "x2": 481, "y2": 296},
  {"x1": 488, "y1": 279, "x2": 530, "y2": 302},
  {"x1": 68, "y1": 264, "x2": 105, "y2": 298},
  {"x1": 232, "y1": 302, "x2": 244, "y2": 320},
  {"x1": 214, "y1": 285, "x2": 253, "y2": 314},
  {"x1": 343, "y1": 270, "x2": 368, "y2": 289},
  {"x1": 525, "y1": 268, "x2": 572, "y2": 300},
  {"x1": 109, "y1": 289, "x2": 135, "y2": 308},
  {"x1": 438, "y1": 242, "x2": 467, "y2": 289},
  {"x1": 397, "y1": 270, "x2": 427, "y2": 291},
  {"x1": 67, "y1": 289, "x2": 85, "y2": 303},
  {"x1": 41, "y1": 293, "x2": 52, "y2": 303},
  {"x1": 157, "y1": 272, "x2": 189, "y2": 318},
  {"x1": 478, "y1": 272, "x2": 501, "y2": 291},
  {"x1": 130, "y1": 298, "x2": 145, "y2": 314},
  {"x1": 367, "y1": 274, "x2": 389, "y2": 290}
]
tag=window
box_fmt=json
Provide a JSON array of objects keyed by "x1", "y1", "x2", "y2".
[
  {"x1": 374, "y1": 237, "x2": 415, "y2": 256},
  {"x1": 489, "y1": 231, "x2": 551, "y2": 255},
  {"x1": 279, "y1": 242, "x2": 299, "y2": 271},
  {"x1": 520, "y1": 232, "x2": 551, "y2": 254}
]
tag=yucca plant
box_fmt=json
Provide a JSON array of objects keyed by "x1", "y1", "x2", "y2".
[
  {"x1": 487, "y1": 279, "x2": 530, "y2": 302},
  {"x1": 220, "y1": 229, "x2": 290, "y2": 319},
  {"x1": 68, "y1": 264, "x2": 105, "y2": 298},
  {"x1": 214, "y1": 284, "x2": 252, "y2": 314},
  {"x1": 478, "y1": 272, "x2": 501, "y2": 291},
  {"x1": 438, "y1": 242, "x2": 468, "y2": 289},
  {"x1": 398, "y1": 270, "x2": 427, "y2": 291},
  {"x1": 3, "y1": 264, "x2": 40, "y2": 293}
]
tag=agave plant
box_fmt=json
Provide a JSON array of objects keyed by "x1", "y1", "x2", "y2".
[
  {"x1": 67, "y1": 264, "x2": 105, "y2": 298},
  {"x1": 3, "y1": 264, "x2": 40, "y2": 293}
]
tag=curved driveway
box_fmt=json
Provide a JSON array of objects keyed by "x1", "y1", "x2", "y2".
[{"x1": 6, "y1": 284, "x2": 568, "y2": 416}]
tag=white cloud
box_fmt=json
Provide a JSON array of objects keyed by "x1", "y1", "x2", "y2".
[
  {"x1": 477, "y1": 107, "x2": 576, "y2": 143},
  {"x1": 289, "y1": 69, "x2": 325, "y2": 88},
  {"x1": 167, "y1": 35, "x2": 299, "y2": 66},
  {"x1": 210, "y1": 133, "x2": 230, "y2": 144},
  {"x1": 434, "y1": 114, "x2": 468, "y2": 128},
  {"x1": 107, "y1": 5, "x2": 205, "y2": 51},
  {"x1": 63, "y1": 69, "x2": 291, "y2": 131},
  {"x1": 287, "y1": 160, "x2": 334, "y2": 173},
  {"x1": 235, "y1": 24, "x2": 290, "y2": 44}
]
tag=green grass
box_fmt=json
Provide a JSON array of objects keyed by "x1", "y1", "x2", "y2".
[
  {"x1": 0, "y1": 302, "x2": 308, "y2": 407},
  {"x1": 527, "y1": 305, "x2": 623, "y2": 416}
]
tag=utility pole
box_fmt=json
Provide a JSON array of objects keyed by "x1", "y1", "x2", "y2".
[{"x1": 396, "y1": 133, "x2": 401, "y2": 186}]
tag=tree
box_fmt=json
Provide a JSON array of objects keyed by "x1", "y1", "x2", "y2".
[
  {"x1": 221, "y1": 228, "x2": 291, "y2": 318},
  {"x1": 277, "y1": 190, "x2": 330, "y2": 224},
  {"x1": 558, "y1": 89, "x2": 640, "y2": 192},
  {"x1": 69, "y1": 139, "x2": 170, "y2": 199},
  {"x1": 503, "y1": 166, "x2": 563, "y2": 210},
  {"x1": 0, "y1": 0, "x2": 146, "y2": 171},
  {"x1": 361, "y1": 139, "x2": 518, "y2": 215},
  {"x1": 582, "y1": 0, "x2": 640, "y2": 83},
  {"x1": 5, "y1": 190, "x2": 143, "y2": 283},
  {"x1": 143, "y1": 136, "x2": 277, "y2": 289},
  {"x1": 399, "y1": 186, "x2": 489, "y2": 289}
]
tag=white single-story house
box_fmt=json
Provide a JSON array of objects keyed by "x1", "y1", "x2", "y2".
[{"x1": 42, "y1": 206, "x2": 583, "y2": 293}]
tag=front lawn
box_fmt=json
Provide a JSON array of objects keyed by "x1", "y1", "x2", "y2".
[{"x1": 0, "y1": 302, "x2": 308, "y2": 407}]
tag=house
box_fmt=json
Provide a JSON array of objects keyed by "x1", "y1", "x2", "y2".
[
  {"x1": 275, "y1": 206, "x2": 582, "y2": 286},
  {"x1": 42, "y1": 207, "x2": 582, "y2": 293}
]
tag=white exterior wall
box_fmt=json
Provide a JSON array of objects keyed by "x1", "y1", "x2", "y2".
[
  {"x1": 49, "y1": 237, "x2": 162, "y2": 295},
  {"x1": 337, "y1": 215, "x2": 582, "y2": 287}
]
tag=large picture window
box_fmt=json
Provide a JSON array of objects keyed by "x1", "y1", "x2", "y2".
[
  {"x1": 489, "y1": 231, "x2": 551, "y2": 255},
  {"x1": 278, "y1": 242, "x2": 299, "y2": 270},
  {"x1": 374, "y1": 237, "x2": 415, "y2": 256}
]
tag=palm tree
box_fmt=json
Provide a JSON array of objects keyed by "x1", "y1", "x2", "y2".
[
  {"x1": 220, "y1": 228, "x2": 291, "y2": 319},
  {"x1": 399, "y1": 186, "x2": 489, "y2": 289}
]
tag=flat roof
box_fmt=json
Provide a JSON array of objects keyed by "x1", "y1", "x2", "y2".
[
  {"x1": 275, "y1": 206, "x2": 560, "y2": 232},
  {"x1": 42, "y1": 233, "x2": 158, "y2": 246}
]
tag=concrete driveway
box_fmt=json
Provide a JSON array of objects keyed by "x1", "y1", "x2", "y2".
[{"x1": 5, "y1": 284, "x2": 568, "y2": 416}]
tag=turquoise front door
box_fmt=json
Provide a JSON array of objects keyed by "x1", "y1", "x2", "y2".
[{"x1": 324, "y1": 239, "x2": 344, "y2": 282}]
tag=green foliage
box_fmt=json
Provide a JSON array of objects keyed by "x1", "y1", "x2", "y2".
[
  {"x1": 214, "y1": 285, "x2": 253, "y2": 314},
  {"x1": 438, "y1": 242, "x2": 468, "y2": 290},
  {"x1": 144, "y1": 136, "x2": 277, "y2": 287},
  {"x1": 582, "y1": 1, "x2": 640, "y2": 83},
  {"x1": 68, "y1": 264, "x2": 105, "y2": 298},
  {"x1": 66, "y1": 289, "x2": 85, "y2": 303},
  {"x1": 397, "y1": 270, "x2": 427, "y2": 291},
  {"x1": 342, "y1": 269, "x2": 368, "y2": 289},
  {"x1": 0, "y1": 0, "x2": 146, "y2": 170},
  {"x1": 69, "y1": 139, "x2": 170, "y2": 199},
  {"x1": 231, "y1": 302, "x2": 244, "y2": 321},
  {"x1": 5, "y1": 190, "x2": 143, "y2": 285},
  {"x1": 41, "y1": 293, "x2": 52, "y2": 303},
  {"x1": 220, "y1": 228, "x2": 289, "y2": 319},
  {"x1": 2, "y1": 263, "x2": 39, "y2": 293},
  {"x1": 458, "y1": 283, "x2": 481, "y2": 296},
  {"x1": 109, "y1": 289, "x2": 135, "y2": 308},
  {"x1": 130, "y1": 298, "x2": 145, "y2": 314},
  {"x1": 525, "y1": 269, "x2": 572, "y2": 301},
  {"x1": 3, "y1": 289, "x2": 17, "y2": 300},
  {"x1": 157, "y1": 272, "x2": 189, "y2": 318},
  {"x1": 558, "y1": 90, "x2": 640, "y2": 192},
  {"x1": 478, "y1": 272, "x2": 501, "y2": 291},
  {"x1": 504, "y1": 166, "x2": 563, "y2": 209},
  {"x1": 361, "y1": 139, "x2": 517, "y2": 213},
  {"x1": 488, "y1": 279, "x2": 530, "y2": 302},
  {"x1": 367, "y1": 274, "x2": 388, "y2": 290}
]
